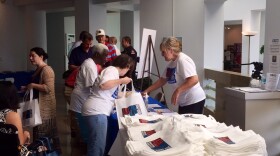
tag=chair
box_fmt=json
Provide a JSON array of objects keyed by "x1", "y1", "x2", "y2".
[{"x1": 0, "y1": 122, "x2": 20, "y2": 156}]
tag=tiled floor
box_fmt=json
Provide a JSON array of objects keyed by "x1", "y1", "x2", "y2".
[{"x1": 55, "y1": 84, "x2": 86, "y2": 156}]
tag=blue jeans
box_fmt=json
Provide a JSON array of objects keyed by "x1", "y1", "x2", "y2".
[
  {"x1": 76, "y1": 112, "x2": 89, "y2": 143},
  {"x1": 84, "y1": 114, "x2": 108, "y2": 156}
]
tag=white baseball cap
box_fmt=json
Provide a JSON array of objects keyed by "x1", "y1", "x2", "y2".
[{"x1": 96, "y1": 29, "x2": 105, "y2": 36}]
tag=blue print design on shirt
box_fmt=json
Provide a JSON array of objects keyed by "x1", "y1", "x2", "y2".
[
  {"x1": 166, "y1": 67, "x2": 176, "y2": 84},
  {"x1": 112, "y1": 88, "x2": 119, "y2": 99}
]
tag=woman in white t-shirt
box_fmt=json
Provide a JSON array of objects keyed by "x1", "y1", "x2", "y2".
[
  {"x1": 143, "y1": 37, "x2": 206, "y2": 114},
  {"x1": 69, "y1": 43, "x2": 108, "y2": 144},
  {"x1": 82, "y1": 54, "x2": 134, "y2": 156}
]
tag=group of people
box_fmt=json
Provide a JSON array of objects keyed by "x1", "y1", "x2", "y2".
[
  {"x1": 66, "y1": 31, "x2": 205, "y2": 156},
  {"x1": 0, "y1": 47, "x2": 61, "y2": 155},
  {"x1": 66, "y1": 29, "x2": 137, "y2": 156},
  {"x1": 0, "y1": 28, "x2": 206, "y2": 156}
]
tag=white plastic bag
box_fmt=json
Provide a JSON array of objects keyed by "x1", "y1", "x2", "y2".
[
  {"x1": 18, "y1": 89, "x2": 42, "y2": 127},
  {"x1": 115, "y1": 82, "x2": 148, "y2": 129}
]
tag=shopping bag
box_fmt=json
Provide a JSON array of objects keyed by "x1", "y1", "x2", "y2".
[
  {"x1": 115, "y1": 82, "x2": 148, "y2": 129},
  {"x1": 18, "y1": 89, "x2": 42, "y2": 127}
]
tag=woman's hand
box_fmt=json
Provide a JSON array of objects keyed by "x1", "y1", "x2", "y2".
[
  {"x1": 171, "y1": 89, "x2": 180, "y2": 105},
  {"x1": 141, "y1": 92, "x2": 148, "y2": 97},
  {"x1": 121, "y1": 77, "x2": 132, "y2": 84},
  {"x1": 27, "y1": 83, "x2": 34, "y2": 90},
  {"x1": 24, "y1": 131, "x2": 30, "y2": 144},
  {"x1": 19, "y1": 86, "x2": 27, "y2": 93}
]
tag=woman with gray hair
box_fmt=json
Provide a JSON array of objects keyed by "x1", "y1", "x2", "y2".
[
  {"x1": 69, "y1": 43, "x2": 109, "y2": 145},
  {"x1": 143, "y1": 37, "x2": 206, "y2": 114}
]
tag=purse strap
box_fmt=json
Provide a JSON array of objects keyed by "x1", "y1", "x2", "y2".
[{"x1": 23, "y1": 89, "x2": 34, "y2": 102}]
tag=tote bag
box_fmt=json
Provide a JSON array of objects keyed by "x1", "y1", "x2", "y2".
[
  {"x1": 115, "y1": 82, "x2": 148, "y2": 129},
  {"x1": 18, "y1": 89, "x2": 42, "y2": 127}
]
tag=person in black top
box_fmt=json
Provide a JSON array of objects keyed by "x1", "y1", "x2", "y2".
[{"x1": 121, "y1": 36, "x2": 138, "y2": 85}]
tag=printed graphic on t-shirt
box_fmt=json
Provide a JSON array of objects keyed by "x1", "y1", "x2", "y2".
[
  {"x1": 112, "y1": 88, "x2": 119, "y2": 99},
  {"x1": 166, "y1": 67, "x2": 176, "y2": 84},
  {"x1": 194, "y1": 124, "x2": 206, "y2": 128},
  {"x1": 141, "y1": 129, "x2": 156, "y2": 138},
  {"x1": 23, "y1": 109, "x2": 32, "y2": 119},
  {"x1": 214, "y1": 136, "x2": 235, "y2": 144},
  {"x1": 146, "y1": 138, "x2": 171, "y2": 152},
  {"x1": 122, "y1": 104, "x2": 142, "y2": 116},
  {"x1": 184, "y1": 114, "x2": 193, "y2": 118},
  {"x1": 139, "y1": 118, "x2": 162, "y2": 124}
]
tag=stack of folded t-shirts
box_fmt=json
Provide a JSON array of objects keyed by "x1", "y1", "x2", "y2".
[
  {"x1": 120, "y1": 115, "x2": 166, "y2": 129},
  {"x1": 123, "y1": 114, "x2": 267, "y2": 156},
  {"x1": 125, "y1": 125, "x2": 205, "y2": 156},
  {"x1": 203, "y1": 126, "x2": 267, "y2": 156},
  {"x1": 127, "y1": 117, "x2": 177, "y2": 141},
  {"x1": 176, "y1": 114, "x2": 218, "y2": 130},
  {"x1": 173, "y1": 114, "x2": 221, "y2": 145}
]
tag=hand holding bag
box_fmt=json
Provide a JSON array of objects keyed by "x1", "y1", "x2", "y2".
[
  {"x1": 115, "y1": 82, "x2": 148, "y2": 129},
  {"x1": 18, "y1": 89, "x2": 42, "y2": 127}
]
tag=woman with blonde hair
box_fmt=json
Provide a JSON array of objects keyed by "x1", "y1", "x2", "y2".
[{"x1": 143, "y1": 37, "x2": 205, "y2": 114}]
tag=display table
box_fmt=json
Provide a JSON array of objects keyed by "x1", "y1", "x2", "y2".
[
  {"x1": 110, "y1": 110, "x2": 267, "y2": 156},
  {"x1": 108, "y1": 97, "x2": 172, "y2": 156},
  {"x1": 224, "y1": 87, "x2": 280, "y2": 156}
]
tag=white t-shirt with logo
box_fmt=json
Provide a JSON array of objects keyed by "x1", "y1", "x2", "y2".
[
  {"x1": 82, "y1": 66, "x2": 119, "y2": 116},
  {"x1": 162, "y1": 53, "x2": 205, "y2": 106},
  {"x1": 70, "y1": 58, "x2": 98, "y2": 113}
]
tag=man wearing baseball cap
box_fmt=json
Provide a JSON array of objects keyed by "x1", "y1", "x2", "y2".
[
  {"x1": 95, "y1": 29, "x2": 117, "y2": 66},
  {"x1": 96, "y1": 29, "x2": 106, "y2": 44}
]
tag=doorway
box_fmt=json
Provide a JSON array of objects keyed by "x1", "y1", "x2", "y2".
[{"x1": 224, "y1": 21, "x2": 242, "y2": 73}]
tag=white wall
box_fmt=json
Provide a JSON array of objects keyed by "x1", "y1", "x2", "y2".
[
  {"x1": 224, "y1": 0, "x2": 266, "y2": 75},
  {"x1": 174, "y1": 0, "x2": 205, "y2": 83},
  {"x1": 120, "y1": 11, "x2": 134, "y2": 50},
  {"x1": 264, "y1": 0, "x2": 280, "y2": 75},
  {"x1": 24, "y1": 6, "x2": 47, "y2": 70},
  {"x1": 259, "y1": 11, "x2": 265, "y2": 62},
  {"x1": 140, "y1": 0, "x2": 173, "y2": 109},
  {"x1": 224, "y1": 25, "x2": 242, "y2": 47},
  {"x1": 0, "y1": 1, "x2": 48, "y2": 72},
  {"x1": 64, "y1": 16, "x2": 75, "y2": 34},
  {"x1": 46, "y1": 11, "x2": 75, "y2": 84},
  {"x1": 133, "y1": 10, "x2": 140, "y2": 53},
  {"x1": 75, "y1": 0, "x2": 107, "y2": 37},
  {"x1": 0, "y1": 0, "x2": 26, "y2": 71},
  {"x1": 140, "y1": 0, "x2": 204, "y2": 111},
  {"x1": 107, "y1": 12, "x2": 121, "y2": 48},
  {"x1": 88, "y1": 4, "x2": 107, "y2": 35},
  {"x1": 263, "y1": 1, "x2": 280, "y2": 154},
  {"x1": 204, "y1": 0, "x2": 225, "y2": 70}
]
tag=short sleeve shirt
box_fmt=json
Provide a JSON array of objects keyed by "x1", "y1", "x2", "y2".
[
  {"x1": 162, "y1": 53, "x2": 205, "y2": 106},
  {"x1": 82, "y1": 66, "x2": 119, "y2": 116},
  {"x1": 70, "y1": 58, "x2": 98, "y2": 113},
  {"x1": 68, "y1": 45, "x2": 94, "y2": 66}
]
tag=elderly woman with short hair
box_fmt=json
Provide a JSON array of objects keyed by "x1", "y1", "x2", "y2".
[{"x1": 143, "y1": 37, "x2": 206, "y2": 114}]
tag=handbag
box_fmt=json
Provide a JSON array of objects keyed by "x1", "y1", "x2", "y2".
[
  {"x1": 27, "y1": 137, "x2": 59, "y2": 156},
  {"x1": 62, "y1": 69, "x2": 72, "y2": 79},
  {"x1": 115, "y1": 82, "x2": 148, "y2": 129},
  {"x1": 18, "y1": 89, "x2": 42, "y2": 127}
]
